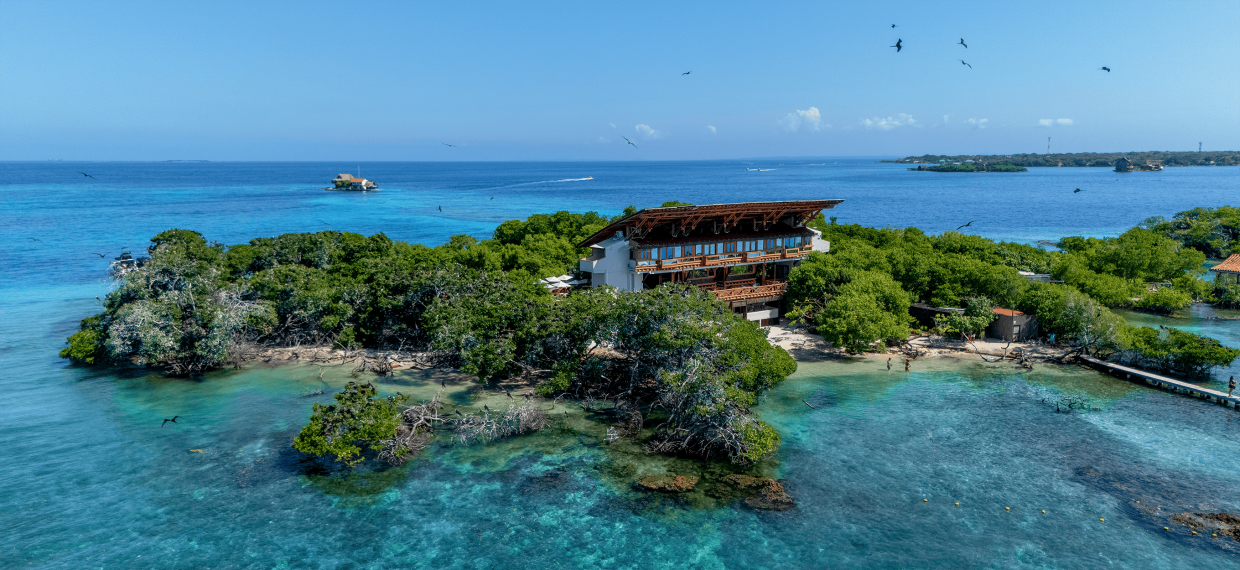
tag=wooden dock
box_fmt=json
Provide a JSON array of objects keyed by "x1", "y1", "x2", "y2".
[{"x1": 1079, "y1": 355, "x2": 1238, "y2": 410}]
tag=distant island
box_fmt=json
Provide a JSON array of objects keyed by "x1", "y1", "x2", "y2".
[
  {"x1": 908, "y1": 163, "x2": 1027, "y2": 173},
  {"x1": 885, "y1": 151, "x2": 1239, "y2": 167}
]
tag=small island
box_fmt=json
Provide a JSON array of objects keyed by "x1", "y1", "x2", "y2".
[
  {"x1": 329, "y1": 173, "x2": 377, "y2": 191},
  {"x1": 59, "y1": 202, "x2": 1240, "y2": 483}
]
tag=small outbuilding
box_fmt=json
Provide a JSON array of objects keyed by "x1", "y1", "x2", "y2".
[
  {"x1": 1212, "y1": 254, "x2": 1240, "y2": 283},
  {"x1": 1114, "y1": 157, "x2": 1132, "y2": 172},
  {"x1": 909, "y1": 303, "x2": 964, "y2": 329},
  {"x1": 986, "y1": 307, "x2": 1039, "y2": 342}
]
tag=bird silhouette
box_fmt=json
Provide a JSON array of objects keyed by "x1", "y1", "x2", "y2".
[
  {"x1": 455, "y1": 410, "x2": 463, "y2": 418},
  {"x1": 438, "y1": 205, "x2": 442, "y2": 212},
  {"x1": 483, "y1": 404, "x2": 490, "y2": 412},
  {"x1": 504, "y1": 389, "x2": 513, "y2": 399},
  {"x1": 956, "y1": 221, "x2": 975, "y2": 230},
  {"x1": 77, "y1": 171, "x2": 95, "y2": 179},
  {"x1": 681, "y1": 71, "x2": 691, "y2": 75},
  {"x1": 622, "y1": 136, "x2": 638, "y2": 149},
  {"x1": 490, "y1": 196, "x2": 494, "y2": 200},
  {"x1": 958, "y1": 38, "x2": 967, "y2": 48},
  {"x1": 1074, "y1": 188, "x2": 1082, "y2": 193},
  {"x1": 1099, "y1": 66, "x2": 1110, "y2": 72},
  {"x1": 891, "y1": 39, "x2": 902, "y2": 52},
  {"x1": 28, "y1": 238, "x2": 41, "y2": 242},
  {"x1": 959, "y1": 60, "x2": 972, "y2": 69},
  {"x1": 318, "y1": 220, "x2": 330, "y2": 225},
  {"x1": 91, "y1": 252, "x2": 105, "y2": 257},
  {"x1": 443, "y1": 143, "x2": 456, "y2": 147},
  {"x1": 161, "y1": 416, "x2": 179, "y2": 427},
  {"x1": 891, "y1": 24, "x2": 897, "y2": 28}
]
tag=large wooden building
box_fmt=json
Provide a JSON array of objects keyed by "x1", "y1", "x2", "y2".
[{"x1": 576, "y1": 199, "x2": 843, "y2": 324}]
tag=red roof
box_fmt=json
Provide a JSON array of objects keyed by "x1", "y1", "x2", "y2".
[
  {"x1": 1213, "y1": 254, "x2": 1240, "y2": 274},
  {"x1": 992, "y1": 307, "x2": 1024, "y2": 317}
]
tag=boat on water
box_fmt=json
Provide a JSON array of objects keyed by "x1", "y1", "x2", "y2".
[{"x1": 326, "y1": 173, "x2": 378, "y2": 191}]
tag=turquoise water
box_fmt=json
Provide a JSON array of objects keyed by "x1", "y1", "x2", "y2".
[{"x1": 2, "y1": 160, "x2": 1239, "y2": 568}]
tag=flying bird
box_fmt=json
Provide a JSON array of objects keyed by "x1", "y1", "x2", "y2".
[
  {"x1": 28, "y1": 238, "x2": 41, "y2": 242},
  {"x1": 161, "y1": 416, "x2": 179, "y2": 427},
  {"x1": 91, "y1": 252, "x2": 105, "y2": 257},
  {"x1": 318, "y1": 220, "x2": 330, "y2": 225},
  {"x1": 958, "y1": 38, "x2": 967, "y2": 48},
  {"x1": 959, "y1": 60, "x2": 972, "y2": 69},
  {"x1": 1074, "y1": 188, "x2": 1082, "y2": 193},
  {"x1": 77, "y1": 171, "x2": 95, "y2": 179},
  {"x1": 891, "y1": 24, "x2": 897, "y2": 28},
  {"x1": 1099, "y1": 66, "x2": 1110, "y2": 72},
  {"x1": 443, "y1": 143, "x2": 456, "y2": 147},
  {"x1": 622, "y1": 136, "x2": 638, "y2": 149},
  {"x1": 956, "y1": 221, "x2": 975, "y2": 231},
  {"x1": 891, "y1": 39, "x2": 903, "y2": 52},
  {"x1": 681, "y1": 71, "x2": 691, "y2": 75},
  {"x1": 504, "y1": 388, "x2": 513, "y2": 399}
]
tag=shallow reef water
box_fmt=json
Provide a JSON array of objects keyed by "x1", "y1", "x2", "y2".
[{"x1": 3, "y1": 160, "x2": 1239, "y2": 568}]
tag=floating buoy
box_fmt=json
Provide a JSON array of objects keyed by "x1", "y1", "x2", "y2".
[
  {"x1": 1164, "y1": 527, "x2": 1169, "y2": 530},
  {"x1": 924, "y1": 499, "x2": 928, "y2": 502},
  {"x1": 1100, "y1": 518, "x2": 1105, "y2": 522},
  {"x1": 1042, "y1": 510, "x2": 1046, "y2": 513},
  {"x1": 1005, "y1": 507, "x2": 1010, "y2": 511},
  {"x1": 1192, "y1": 531, "x2": 1197, "y2": 535},
  {"x1": 1214, "y1": 533, "x2": 1218, "y2": 538},
  {"x1": 955, "y1": 502, "x2": 960, "y2": 506}
]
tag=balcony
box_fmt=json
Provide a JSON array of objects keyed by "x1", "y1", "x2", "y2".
[
  {"x1": 712, "y1": 281, "x2": 788, "y2": 302},
  {"x1": 634, "y1": 246, "x2": 811, "y2": 273}
]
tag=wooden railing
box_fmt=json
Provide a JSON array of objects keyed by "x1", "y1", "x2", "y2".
[
  {"x1": 712, "y1": 282, "x2": 788, "y2": 302},
  {"x1": 635, "y1": 247, "x2": 810, "y2": 273}
]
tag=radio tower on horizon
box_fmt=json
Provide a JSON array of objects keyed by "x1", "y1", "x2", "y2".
[{"x1": 1199, "y1": 142, "x2": 1203, "y2": 152}]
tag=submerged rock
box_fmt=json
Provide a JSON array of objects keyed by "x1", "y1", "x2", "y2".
[
  {"x1": 1171, "y1": 512, "x2": 1240, "y2": 542},
  {"x1": 635, "y1": 474, "x2": 699, "y2": 493},
  {"x1": 715, "y1": 474, "x2": 796, "y2": 510}
]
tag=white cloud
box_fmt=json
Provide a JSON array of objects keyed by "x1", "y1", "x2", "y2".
[
  {"x1": 635, "y1": 124, "x2": 663, "y2": 139},
  {"x1": 966, "y1": 118, "x2": 989, "y2": 129},
  {"x1": 782, "y1": 107, "x2": 822, "y2": 132},
  {"x1": 597, "y1": 136, "x2": 610, "y2": 143},
  {"x1": 707, "y1": 125, "x2": 717, "y2": 135},
  {"x1": 862, "y1": 113, "x2": 916, "y2": 130},
  {"x1": 943, "y1": 115, "x2": 950, "y2": 123},
  {"x1": 608, "y1": 123, "x2": 616, "y2": 129},
  {"x1": 1039, "y1": 118, "x2": 1073, "y2": 127}
]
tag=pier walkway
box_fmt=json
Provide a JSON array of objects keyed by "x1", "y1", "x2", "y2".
[{"x1": 1079, "y1": 355, "x2": 1239, "y2": 410}]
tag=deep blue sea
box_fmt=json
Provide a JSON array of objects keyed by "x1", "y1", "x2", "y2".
[{"x1": 2, "y1": 160, "x2": 1239, "y2": 569}]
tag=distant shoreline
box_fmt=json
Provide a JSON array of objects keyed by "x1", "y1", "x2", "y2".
[{"x1": 884, "y1": 151, "x2": 1238, "y2": 168}]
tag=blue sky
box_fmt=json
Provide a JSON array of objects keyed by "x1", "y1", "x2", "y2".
[{"x1": 2, "y1": 0, "x2": 1236, "y2": 161}]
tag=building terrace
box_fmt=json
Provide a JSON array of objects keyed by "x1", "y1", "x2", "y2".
[{"x1": 576, "y1": 199, "x2": 843, "y2": 323}]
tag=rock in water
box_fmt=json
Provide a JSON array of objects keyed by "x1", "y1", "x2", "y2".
[
  {"x1": 717, "y1": 474, "x2": 796, "y2": 510},
  {"x1": 635, "y1": 474, "x2": 700, "y2": 493}
]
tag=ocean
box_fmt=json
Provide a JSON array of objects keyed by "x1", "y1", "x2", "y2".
[{"x1": 2, "y1": 159, "x2": 1238, "y2": 569}]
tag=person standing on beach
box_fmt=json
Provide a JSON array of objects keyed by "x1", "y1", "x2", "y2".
[
  {"x1": 887, "y1": 357, "x2": 892, "y2": 371},
  {"x1": 1229, "y1": 376, "x2": 1235, "y2": 397}
]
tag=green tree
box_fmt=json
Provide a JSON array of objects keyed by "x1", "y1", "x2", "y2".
[{"x1": 292, "y1": 382, "x2": 407, "y2": 466}]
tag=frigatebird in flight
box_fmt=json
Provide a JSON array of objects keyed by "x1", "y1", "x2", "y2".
[
  {"x1": 682, "y1": 71, "x2": 691, "y2": 75},
  {"x1": 161, "y1": 416, "x2": 179, "y2": 427},
  {"x1": 1074, "y1": 188, "x2": 1082, "y2": 193},
  {"x1": 891, "y1": 39, "x2": 902, "y2": 52},
  {"x1": 956, "y1": 221, "x2": 975, "y2": 231},
  {"x1": 958, "y1": 38, "x2": 967, "y2": 48},
  {"x1": 622, "y1": 136, "x2": 638, "y2": 149},
  {"x1": 443, "y1": 143, "x2": 456, "y2": 147},
  {"x1": 891, "y1": 24, "x2": 897, "y2": 28},
  {"x1": 959, "y1": 60, "x2": 972, "y2": 69},
  {"x1": 77, "y1": 171, "x2": 96, "y2": 179},
  {"x1": 1099, "y1": 66, "x2": 1110, "y2": 72}
]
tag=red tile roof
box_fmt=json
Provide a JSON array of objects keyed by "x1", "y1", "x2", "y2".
[
  {"x1": 1213, "y1": 254, "x2": 1240, "y2": 274},
  {"x1": 992, "y1": 307, "x2": 1024, "y2": 317}
]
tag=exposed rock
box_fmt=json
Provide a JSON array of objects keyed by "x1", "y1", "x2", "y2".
[
  {"x1": 636, "y1": 474, "x2": 699, "y2": 493},
  {"x1": 716, "y1": 474, "x2": 796, "y2": 510},
  {"x1": 1171, "y1": 512, "x2": 1240, "y2": 542}
]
